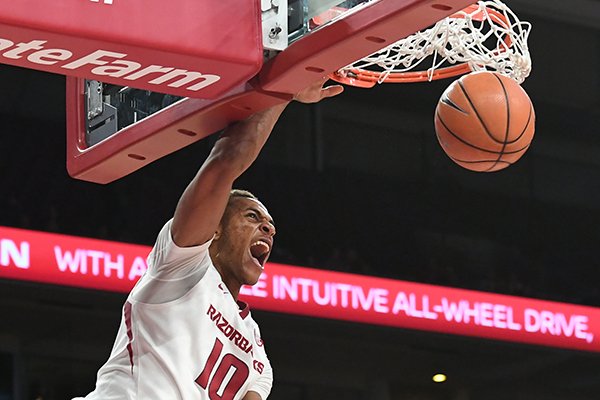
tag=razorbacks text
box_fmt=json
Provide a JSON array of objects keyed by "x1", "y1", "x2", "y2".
[{"x1": 207, "y1": 304, "x2": 253, "y2": 355}]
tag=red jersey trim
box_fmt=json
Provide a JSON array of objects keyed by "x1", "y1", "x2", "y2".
[
  {"x1": 124, "y1": 301, "x2": 134, "y2": 374},
  {"x1": 237, "y1": 300, "x2": 250, "y2": 319}
]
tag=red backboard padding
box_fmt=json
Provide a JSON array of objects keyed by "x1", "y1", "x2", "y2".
[
  {"x1": 0, "y1": 0, "x2": 263, "y2": 99},
  {"x1": 66, "y1": 78, "x2": 292, "y2": 184}
]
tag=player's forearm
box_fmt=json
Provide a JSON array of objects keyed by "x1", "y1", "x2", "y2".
[
  {"x1": 207, "y1": 102, "x2": 289, "y2": 180},
  {"x1": 203, "y1": 76, "x2": 342, "y2": 179}
]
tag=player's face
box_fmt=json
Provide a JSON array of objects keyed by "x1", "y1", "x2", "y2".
[{"x1": 213, "y1": 197, "x2": 275, "y2": 290}]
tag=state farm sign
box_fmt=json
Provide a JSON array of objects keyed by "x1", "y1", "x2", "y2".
[
  {"x1": 0, "y1": 0, "x2": 263, "y2": 98},
  {"x1": 0, "y1": 39, "x2": 221, "y2": 93}
]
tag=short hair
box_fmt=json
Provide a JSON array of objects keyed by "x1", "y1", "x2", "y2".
[
  {"x1": 229, "y1": 189, "x2": 257, "y2": 202},
  {"x1": 221, "y1": 189, "x2": 259, "y2": 225}
]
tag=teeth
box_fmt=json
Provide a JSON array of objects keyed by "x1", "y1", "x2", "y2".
[{"x1": 251, "y1": 240, "x2": 270, "y2": 252}]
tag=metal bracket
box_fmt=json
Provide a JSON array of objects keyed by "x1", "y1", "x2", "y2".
[
  {"x1": 85, "y1": 80, "x2": 118, "y2": 147},
  {"x1": 262, "y1": 0, "x2": 289, "y2": 51}
]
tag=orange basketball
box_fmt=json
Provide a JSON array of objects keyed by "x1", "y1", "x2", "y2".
[{"x1": 434, "y1": 71, "x2": 535, "y2": 172}]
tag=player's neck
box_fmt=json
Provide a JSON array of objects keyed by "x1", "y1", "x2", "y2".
[
  {"x1": 225, "y1": 282, "x2": 241, "y2": 301},
  {"x1": 215, "y1": 267, "x2": 242, "y2": 300}
]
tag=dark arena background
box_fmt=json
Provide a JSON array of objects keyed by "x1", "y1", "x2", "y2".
[{"x1": 1, "y1": 1, "x2": 600, "y2": 399}]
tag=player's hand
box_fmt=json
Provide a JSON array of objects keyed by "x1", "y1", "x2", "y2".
[{"x1": 293, "y1": 76, "x2": 344, "y2": 104}]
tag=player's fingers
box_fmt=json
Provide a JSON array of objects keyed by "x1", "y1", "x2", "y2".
[
  {"x1": 308, "y1": 76, "x2": 329, "y2": 90},
  {"x1": 322, "y1": 85, "x2": 344, "y2": 98}
]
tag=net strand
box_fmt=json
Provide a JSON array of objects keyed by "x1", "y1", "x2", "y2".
[{"x1": 335, "y1": 0, "x2": 531, "y2": 84}]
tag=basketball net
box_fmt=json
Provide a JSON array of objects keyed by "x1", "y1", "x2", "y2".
[{"x1": 331, "y1": 0, "x2": 531, "y2": 87}]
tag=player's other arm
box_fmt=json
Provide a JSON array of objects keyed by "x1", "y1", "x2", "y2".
[
  {"x1": 171, "y1": 78, "x2": 343, "y2": 248},
  {"x1": 243, "y1": 391, "x2": 263, "y2": 400},
  {"x1": 243, "y1": 355, "x2": 273, "y2": 400}
]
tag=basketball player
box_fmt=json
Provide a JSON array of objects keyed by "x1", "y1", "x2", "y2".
[{"x1": 74, "y1": 78, "x2": 343, "y2": 400}]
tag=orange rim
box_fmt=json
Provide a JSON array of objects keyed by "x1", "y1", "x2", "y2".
[{"x1": 335, "y1": 3, "x2": 513, "y2": 85}]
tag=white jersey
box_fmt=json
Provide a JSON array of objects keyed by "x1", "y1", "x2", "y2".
[{"x1": 75, "y1": 220, "x2": 272, "y2": 400}]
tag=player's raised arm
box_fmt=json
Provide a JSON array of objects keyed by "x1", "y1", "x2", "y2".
[{"x1": 171, "y1": 78, "x2": 343, "y2": 248}]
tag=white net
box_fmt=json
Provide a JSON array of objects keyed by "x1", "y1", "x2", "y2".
[{"x1": 336, "y1": 0, "x2": 532, "y2": 84}]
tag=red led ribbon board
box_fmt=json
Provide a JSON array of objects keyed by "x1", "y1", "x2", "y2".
[
  {"x1": 0, "y1": 0, "x2": 263, "y2": 99},
  {"x1": 0, "y1": 226, "x2": 148, "y2": 292},
  {"x1": 1, "y1": 225, "x2": 599, "y2": 353}
]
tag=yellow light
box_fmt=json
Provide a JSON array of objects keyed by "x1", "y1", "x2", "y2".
[{"x1": 432, "y1": 373, "x2": 447, "y2": 383}]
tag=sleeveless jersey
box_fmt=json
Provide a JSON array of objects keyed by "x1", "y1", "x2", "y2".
[{"x1": 74, "y1": 220, "x2": 272, "y2": 400}]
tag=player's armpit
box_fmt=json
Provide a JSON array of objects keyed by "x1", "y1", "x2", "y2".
[{"x1": 242, "y1": 390, "x2": 263, "y2": 400}]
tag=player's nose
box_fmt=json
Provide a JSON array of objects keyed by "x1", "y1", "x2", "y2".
[{"x1": 260, "y1": 222, "x2": 276, "y2": 237}]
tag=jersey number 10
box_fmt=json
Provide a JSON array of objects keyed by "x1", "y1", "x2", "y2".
[{"x1": 196, "y1": 338, "x2": 250, "y2": 400}]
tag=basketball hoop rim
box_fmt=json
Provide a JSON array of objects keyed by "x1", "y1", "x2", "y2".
[{"x1": 330, "y1": 3, "x2": 518, "y2": 86}]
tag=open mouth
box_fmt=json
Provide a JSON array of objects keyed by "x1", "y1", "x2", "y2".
[{"x1": 249, "y1": 240, "x2": 270, "y2": 268}]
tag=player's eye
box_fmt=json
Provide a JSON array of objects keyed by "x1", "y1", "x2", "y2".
[{"x1": 247, "y1": 212, "x2": 258, "y2": 220}]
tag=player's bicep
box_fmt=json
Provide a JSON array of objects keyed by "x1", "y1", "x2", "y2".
[{"x1": 171, "y1": 156, "x2": 234, "y2": 248}]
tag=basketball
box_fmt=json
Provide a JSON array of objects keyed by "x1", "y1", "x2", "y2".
[{"x1": 434, "y1": 71, "x2": 535, "y2": 172}]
